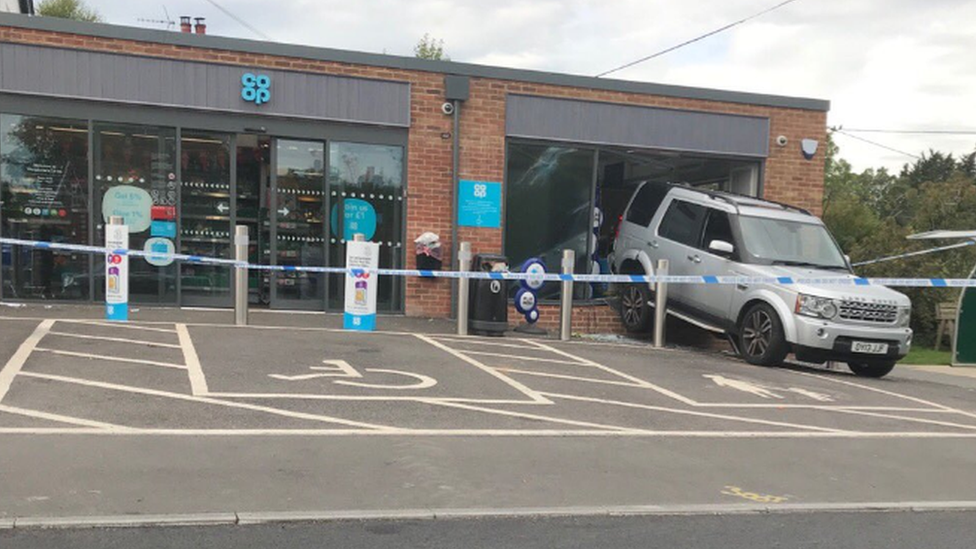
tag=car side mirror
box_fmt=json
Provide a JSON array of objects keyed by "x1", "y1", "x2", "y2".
[{"x1": 708, "y1": 240, "x2": 734, "y2": 257}]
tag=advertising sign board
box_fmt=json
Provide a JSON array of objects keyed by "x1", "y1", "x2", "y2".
[
  {"x1": 105, "y1": 223, "x2": 129, "y2": 321},
  {"x1": 344, "y1": 240, "x2": 380, "y2": 331}
]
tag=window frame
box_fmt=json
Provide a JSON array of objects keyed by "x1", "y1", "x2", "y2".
[
  {"x1": 656, "y1": 198, "x2": 708, "y2": 248},
  {"x1": 698, "y1": 207, "x2": 739, "y2": 260}
]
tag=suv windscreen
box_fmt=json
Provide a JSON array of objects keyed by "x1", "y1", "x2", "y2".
[
  {"x1": 658, "y1": 199, "x2": 706, "y2": 247},
  {"x1": 737, "y1": 215, "x2": 848, "y2": 270},
  {"x1": 625, "y1": 182, "x2": 669, "y2": 226}
]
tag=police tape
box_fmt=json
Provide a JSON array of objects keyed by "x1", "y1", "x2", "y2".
[{"x1": 3, "y1": 236, "x2": 976, "y2": 287}]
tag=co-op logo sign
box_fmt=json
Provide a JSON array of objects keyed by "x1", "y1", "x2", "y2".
[{"x1": 241, "y1": 72, "x2": 271, "y2": 105}]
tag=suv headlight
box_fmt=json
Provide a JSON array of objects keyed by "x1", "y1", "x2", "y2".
[
  {"x1": 898, "y1": 306, "x2": 912, "y2": 327},
  {"x1": 795, "y1": 294, "x2": 839, "y2": 320}
]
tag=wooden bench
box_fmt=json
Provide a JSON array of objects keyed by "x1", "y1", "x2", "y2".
[{"x1": 935, "y1": 301, "x2": 957, "y2": 352}]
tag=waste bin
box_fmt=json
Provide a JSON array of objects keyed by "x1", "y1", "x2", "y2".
[{"x1": 469, "y1": 253, "x2": 508, "y2": 336}]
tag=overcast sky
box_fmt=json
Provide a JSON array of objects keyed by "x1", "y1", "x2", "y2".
[{"x1": 84, "y1": 0, "x2": 976, "y2": 173}]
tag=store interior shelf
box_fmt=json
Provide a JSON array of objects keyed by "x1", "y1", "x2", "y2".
[{"x1": 181, "y1": 237, "x2": 231, "y2": 244}]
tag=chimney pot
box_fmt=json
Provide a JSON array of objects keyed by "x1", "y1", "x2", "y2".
[
  {"x1": 180, "y1": 16, "x2": 192, "y2": 33},
  {"x1": 194, "y1": 17, "x2": 207, "y2": 35}
]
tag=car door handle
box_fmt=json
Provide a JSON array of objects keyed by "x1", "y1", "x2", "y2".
[
  {"x1": 687, "y1": 254, "x2": 701, "y2": 264},
  {"x1": 646, "y1": 240, "x2": 659, "y2": 248}
]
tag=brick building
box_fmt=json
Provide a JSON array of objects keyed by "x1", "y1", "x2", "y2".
[{"x1": 0, "y1": 13, "x2": 828, "y2": 331}]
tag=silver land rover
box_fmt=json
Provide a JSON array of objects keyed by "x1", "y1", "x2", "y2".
[{"x1": 610, "y1": 182, "x2": 912, "y2": 378}]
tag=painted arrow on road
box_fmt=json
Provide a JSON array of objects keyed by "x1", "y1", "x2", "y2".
[
  {"x1": 703, "y1": 374, "x2": 783, "y2": 399},
  {"x1": 703, "y1": 374, "x2": 834, "y2": 402}
]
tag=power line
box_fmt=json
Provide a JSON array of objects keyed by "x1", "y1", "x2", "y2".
[
  {"x1": 595, "y1": 0, "x2": 801, "y2": 78},
  {"x1": 833, "y1": 129, "x2": 921, "y2": 159},
  {"x1": 202, "y1": 0, "x2": 273, "y2": 41},
  {"x1": 840, "y1": 128, "x2": 976, "y2": 136}
]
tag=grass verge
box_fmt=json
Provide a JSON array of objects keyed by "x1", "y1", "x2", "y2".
[{"x1": 899, "y1": 346, "x2": 951, "y2": 366}]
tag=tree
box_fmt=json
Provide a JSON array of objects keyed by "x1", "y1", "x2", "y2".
[
  {"x1": 414, "y1": 34, "x2": 448, "y2": 60},
  {"x1": 36, "y1": 0, "x2": 102, "y2": 22},
  {"x1": 822, "y1": 138, "x2": 976, "y2": 346}
]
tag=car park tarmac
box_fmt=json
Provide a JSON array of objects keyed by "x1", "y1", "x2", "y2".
[{"x1": 3, "y1": 311, "x2": 976, "y2": 519}]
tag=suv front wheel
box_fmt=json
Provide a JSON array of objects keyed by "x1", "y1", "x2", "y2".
[
  {"x1": 738, "y1": 303, "x2": 790, "y2": 366},
  {"x1": 847, "y1": 361, "x2": 896, "y2": 378},
  {"x1": 619, "y1": 284, "x2": 654, "y2": 333}
]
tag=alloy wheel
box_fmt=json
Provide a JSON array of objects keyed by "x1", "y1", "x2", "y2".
[
  {"x1": 621, "y1": 286, "x2": 644, "y2": 327},
  {"x1": 742, "y1": 309, "x2": 773, "y2": 357}
]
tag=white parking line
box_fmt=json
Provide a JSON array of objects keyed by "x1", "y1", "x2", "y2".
[
  {"x1": 176, "y1": 324, "x2": 208, "y2": 395},
  {"x1": 47, "y1": 331, "x2": 182, "y2": 349},
  {"x1": 414, "y1": 334, "x2": 551, "y2": 404},
  {"x1": 540, "y1": 392, "x2": 848, "y2": 433},
  {"x1": 429, "y1": 336, "x2": 540, "y2": 350},
  {"x1": 0, "y1": 319, "x2": 54, "y2": 404},
  {"x1": 496, "y1": 367, "x2": 646, "y2": 388},
  {"x1": 9, "y1": 427, "x2": 976, "y2": 438},
  {"x1": 0, "y1": 404, "x2": 131, "y2": 431},
  {"x1": 422, "y1": 399, "x2": 645, "y2": 433},
  {"x1": 523, "y1": 339, "x2": 699, "y2": 406},
  {"x1": 790, "y1": 370, "x2": 957, "y2": 412},
  {"x1": 64, "y1": 320, "x2": 179, "y2": 334},
  {"x1": 203, "y1": 393, "x2": 541, "y2": 404},
  {"x1": 461, "y1": 350, "x2": 593, "y2": 366},
  {"x1": 823, "y1": 407, "x2": 976, "y2": 431},
  {"x1": 34, "y1": 348, "x2": 188, "y2": 370},
  {"x1": 18, "y1": 371, "x2": 401, "y2": 431}
]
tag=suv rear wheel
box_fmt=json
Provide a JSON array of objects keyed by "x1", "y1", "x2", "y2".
[
  {"x1": 619, "y1": 284, "x2": 653, "y2": 333},
  {"x1": 738, "y1": 303, "x2": 789, "y2": 366},
  {"x1": 847, "y1": 361, "x2": 896, "y2": 378}
]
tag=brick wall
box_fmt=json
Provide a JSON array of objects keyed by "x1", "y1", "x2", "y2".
[
  {"x1": 509, "y1": 302, "x2": 625, "y2": 335},
  {"x1": 0, "y1": 25, "x2": 827, "y2": 321}
]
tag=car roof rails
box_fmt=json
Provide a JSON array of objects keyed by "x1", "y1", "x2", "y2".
[{"x1": 672, "y1": 184, "x2": 811, "y2": 216}]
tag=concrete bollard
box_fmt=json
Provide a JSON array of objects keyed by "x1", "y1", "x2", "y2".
[
  {"x1": 653, "y1": 259, "x2": 668, "y2": 348},
  {"x1": 234, "y1": 225, "x2": 249, "y2": 326},
  {"x1": 560, "y1": 249, "x2": 575, "y2": 341}
]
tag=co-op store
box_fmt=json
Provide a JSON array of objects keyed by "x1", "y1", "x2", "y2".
[{"x1": 0, "y1": 13, "x2": 828, "y2": 328}]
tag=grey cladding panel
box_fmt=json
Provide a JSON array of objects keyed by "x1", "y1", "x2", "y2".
[
  {"x1": 0, "y1": 43, "x2": 410, "y2": 127},
  {"x1": 506, "y1": 95, "x2": 769, "y2": 158}
]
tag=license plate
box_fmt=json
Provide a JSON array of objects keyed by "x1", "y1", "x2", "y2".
[{"x1": 851, "y1": 341, "x2": 889, "y2": 354}]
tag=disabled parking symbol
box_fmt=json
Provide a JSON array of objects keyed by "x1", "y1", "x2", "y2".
[{"x1": 269, "y1": 359, "x2": 437, "y2": 390}]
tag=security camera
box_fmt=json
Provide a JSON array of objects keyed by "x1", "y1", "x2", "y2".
[
  {"x1": 776, "y1": 135, "x2": 788, "y2": 147},
  {"x1": 441, "y1": 102, "x2": 455, "y2": 116}
]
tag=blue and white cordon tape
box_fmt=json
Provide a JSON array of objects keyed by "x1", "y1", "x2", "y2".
[{"x1": 1, "y1": 237, "x2": 974, "y2": 288}]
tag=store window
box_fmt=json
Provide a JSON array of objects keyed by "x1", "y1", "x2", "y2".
[
  {"x1": 275, "y1": 139, "x2": 326, "y2": 307},
  {"x1": 93, "y1": 123, "x2": 177, "y2": 304},
  {"x1": 1, "y1": 114, "x2": 90, "y2": 300},
  {"x1": 505, "y1": 143, "x2": 594, "y2": 300},
  {"x1": 327, "y1": 142, "x2": 404, "y2": 312},
  {"x1": 180, "y1": 131, "x2": 233, "y2": 305}
]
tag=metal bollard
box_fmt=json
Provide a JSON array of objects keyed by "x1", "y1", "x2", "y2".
[
  {"x1": 457, "y1": 242, "x2": 472, "y2": 336},
  {"x1": 653, "y1": 259, "x2": 668, "y2": 348},
  {"x1": 560, "y1": 249, "x2": 575, "y2": 341},
  {"x1": 234, "y1": 225, "x2": 249, "y2": 326}
]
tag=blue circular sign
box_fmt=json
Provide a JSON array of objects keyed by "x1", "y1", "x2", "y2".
[
  {"x1": 331, "y1": 198, "x2": 377, "y2": 241},
  {"x1": 144, "y1": 237, "x2": 175, "y2": 267},
  {"x1": 514, "y1": 288, "x2": 536, "y2": 314},
  {"x1": 519, "y1": 258, "x2": 546, "y2": 291}
]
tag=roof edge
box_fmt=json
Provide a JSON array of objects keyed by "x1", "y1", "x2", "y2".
[{"x1": 0, "y1": 13, "x2": 830, "y2": 112}]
